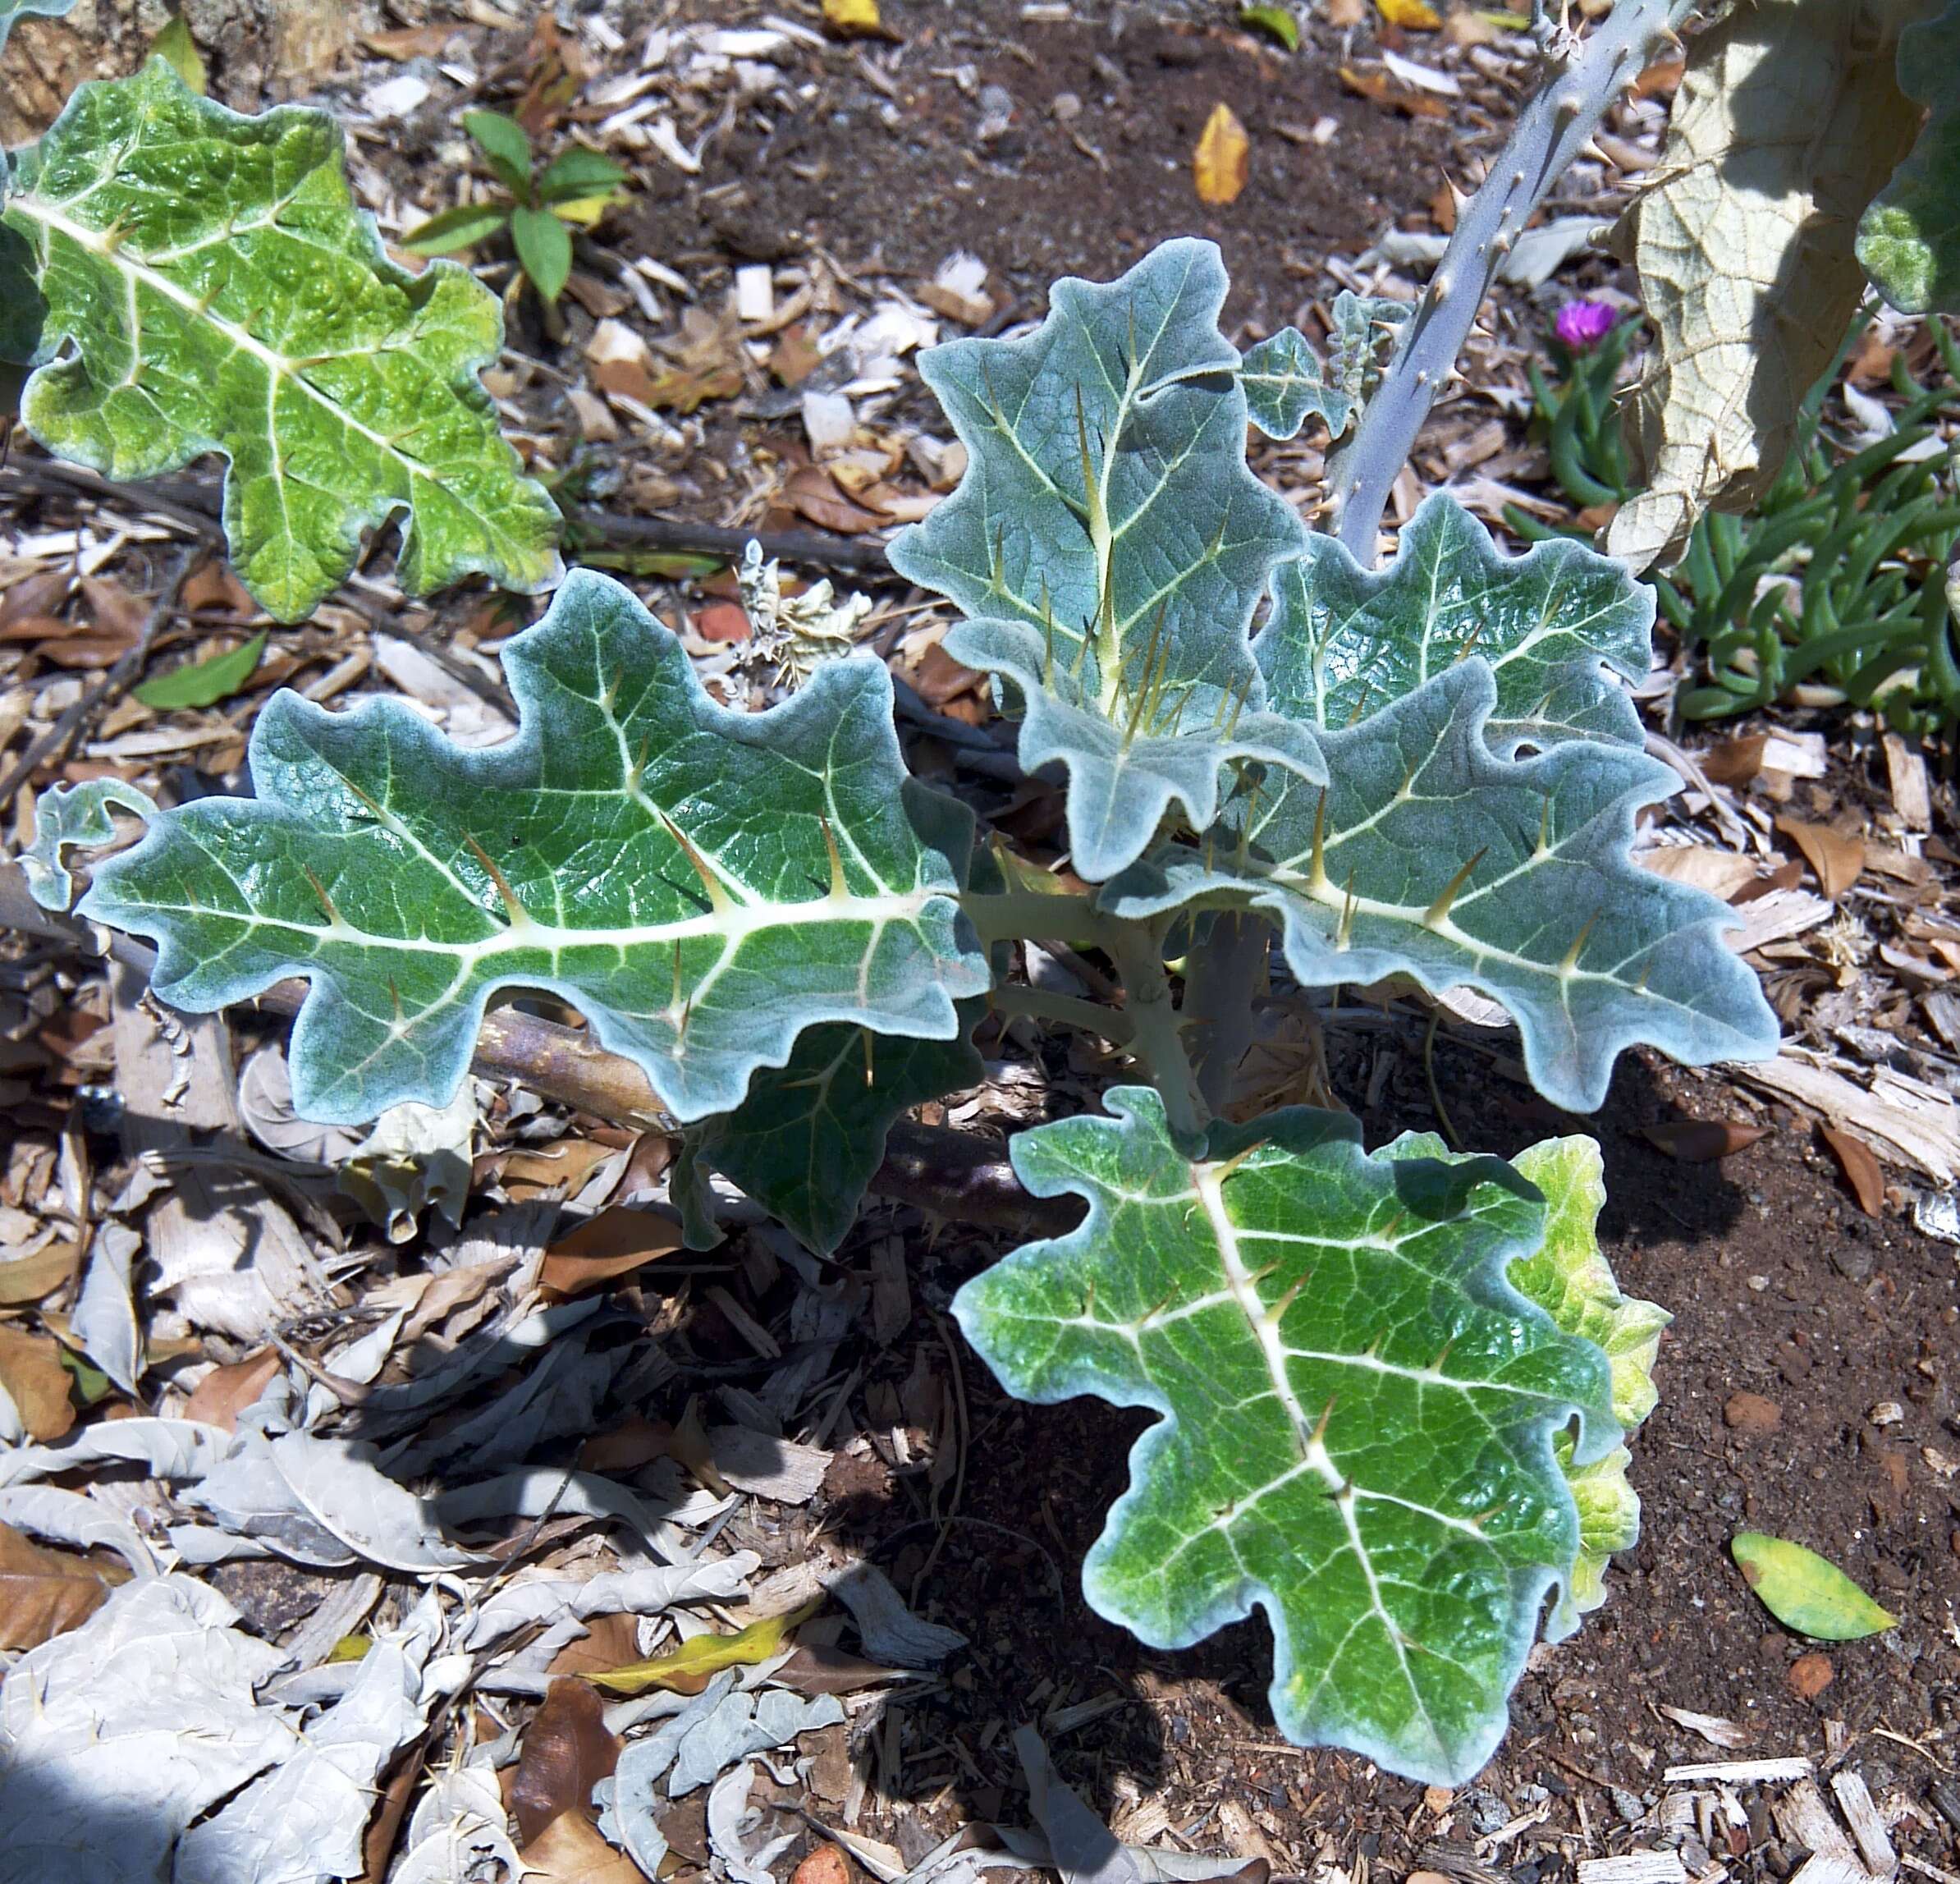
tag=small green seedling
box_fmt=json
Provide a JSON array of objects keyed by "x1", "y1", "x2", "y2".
[{"x1": 402, "y1": 109, "x2": 628, "y2": 306}]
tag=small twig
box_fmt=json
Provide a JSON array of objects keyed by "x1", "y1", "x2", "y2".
[
  {"x1": 909, "y1": 1311, "x2": 971, "y2": 1604},
  {"x1": 570, "y1": 509, "x2": 897, "y2": 575},
  {"x1": 0, "y1": 544, "x2": 203, "y2": 805},
  {"x1": 0, "y1": 456, "x2": 225, "y2": 539},
  {"x1": 1422, "y1": 1005, "x2": 1463, "y2": 1150}
]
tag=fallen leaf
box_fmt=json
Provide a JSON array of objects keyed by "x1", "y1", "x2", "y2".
[
  {"x1": 519, "y1": 1809, "x2": 648, "y2": 1884},
  {"x1": 577, "y1": 1414, "x2": 673, "y2": 1475},
  {"x1": 584, "y1": 1601, "x2": 817, "y2": 1697},
  {"x1": 495, "y1": 1138, "x2": 623, "y2": 1203},
  {"x1": 182, "y1": 1349, "x2": 284, "y2": 1432},
  {"x1": 134, "y1": 632, "x2": 268, "y2": 712},
  {"x1": 1788, "y1": 1651, "x2": 1834, "y2": 1698},
  {"x1": 1775, "y1": 817, "x2": 1865, "y2": 900},
  {"x1": 512, "y1": 1678, "x2": 622, "y2": 1845},
  {"x1": 822, "y1": 0, "x2": 884, "y2": 34},
  {"x1": 540, "y1": 1206, "x2": 686, "y2": 1298},
  {"x1": 0, "y1": 1325, "x2": 76, "y2": 1440},
  {"x1": 909, "y1": 642, "x2": 988, "y2": 710},
  {"x1": 0, "y1": 1521, "x2": 129, "y2": 1650},
  {"x1": 772, "y1": 1643, "x2": 909, "y2": 1695},
  {"x1": 179, "y1": 563, "x2": 260, "y2": 618},
  {"x1": 1377, "y1": 0, "x2": 1443, "y2": 27},
  {"x1": 1732, "y1": 1533, "x2": 1897, "y2": 1639},
  {"x1": 364, "y1": 25, "x2": 456, "y2": 59},
  {"x1": 0, "y1": 1237, "x2": 81, "y2": 1307},
  {"x1": 647, "y1": 360, "x2": 744, "y2": 415},
  {"x1": 1239, "y1": 4, "x2": 1301, "y2": 49},
  {"x1": 1338, "y1": 65, "x2": 1451, "y2": 117},
  {"x1": 694, "y1": 603, "x2": 753, "y2": 644},
  {"x1": 795, "y1": 1845, "x2": 855, "y2": 1884},
  {"x1": 1639, "y1": 844, "x2": 1758, "y2": 901},
  {"x1": 1695, "y1": 733, "x2": 1769, "y2": 786},
  {"x1": 1642, "y1": 1119, "x2": 1769, "y2": 1162},
  {"x1": 783, "y1": 465, "x2": 886, "y2": 536},
  {"x1": 1820, "y1": 1126, "x2": 1886, "y2": 1217},
  {"x1": 546, "y1": 1611, "x2": 643, "y2": 1680},
  {"x1": 1193, "y1": 103, "x2": 1251, "y2": 206}
]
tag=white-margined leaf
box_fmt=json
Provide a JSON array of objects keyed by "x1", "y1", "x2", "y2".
[
  {"x1": 71, "y1": 571, "x2": 991, "y2": 1126},
  {"x1": 0, "y1": 0, "x2": 73, "y2": 53},
  {"x1": 889, "y1": 238, "x2": 1322, "y2": 881},
  {"x1": 1259, "y1": 494, "x2": 1652, "y2": 749},
  {"x1": 953, "y1": 1088, "x2": 1619, "y2": 1786},
  {"x1": 1, "y1": 60, "x2": 563, "y2": 621},
  {"x1": 1104, "y1": 662, "x2": 1779, "y2": 1112},
  {"x1": 1239, "y1": 291, "x2": 1409, "y2": 442}
]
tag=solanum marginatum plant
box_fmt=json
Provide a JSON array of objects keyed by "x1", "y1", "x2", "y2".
[{"x1": 7, "y1": 42, "x2": 1788, "y2": 1786}]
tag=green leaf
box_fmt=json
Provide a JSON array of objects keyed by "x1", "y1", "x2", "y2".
[
  {"x1": 0, "y1": 0, "x2": 76, "y2": 53},
  {"x1": 148, "y1": 13, "x2": 207, "y2": 94},
  {"x1": 890, "y1": 238, "x2": 1322, "y2": 882},
  {"x1": 75, "y1": 570, "x2": 991, "y2": 1125},
  {"x1": 510, "y1": 204, "x2": 572, "y2": 305},
  {"x1": 1262, "y1": 495, "x2": 1652, "y2": 750},
  {"x1": 1105, "y1": 662, "x2": 1781, "y2": 1113},
  {"x1": 535, "y1": 146, "x2": 629, "y2": 207},
  {"x1": 134, "y1": 630, "x2": 267, "y2": 711},
  {"x1": 1857, "y1": 0, "x2": 1960, "y2": 314},
  {"x1": 1731, "y1": 1533, "x2": 1898, "y2": 1640},
  {"x1": 21, "y1": 778, "x2": 157, "y2": 912},
  {"x1": 1, "y1": 61, "x2": 563, "y2": 623},
  {"x1": 1560, "y1": 1441, "x2": 1640, "y2": 1626},
  {"x1": 1239, "y1": 4, "x2": 1300, "y2": 51},
  {"x1": 463, "y1": 110, "x2": 534, "y2": 195},
  {"x1": 399, "y1": 201, "x2": 514, "y2": 256},
  {"x1": 1239, "y1": 293, "x2": 1408, "y2": 442},
  {"x1": 953, "y1": 1087, "x2": 1619, "y2": 1785},
  {"x1": 0, "y1": 220, "x2": 47, "y2": 367}
]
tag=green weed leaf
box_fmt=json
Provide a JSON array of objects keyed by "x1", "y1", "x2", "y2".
[
  {"x1": 1731, "y1": 1533, "x2": 1898, "y2": 1639},
  {"x1": 134, "y1": 631, "x2": 267, "y2": 711},
  {"x1": 74, "y1": 571, "x2": 990, "y2": 1125},
  {"x1": 1857, "y1": 0, "x2": 1960, "y2": 314},
  {"x1": 2, "y1": 61, "x2": 563, "y2": 621},
  {"x1": 0, "y1": 0, "x2": 75, "y2": 53},
  {"x1": 463, "y1": 110, "x2": 533, "y2": 195},
  {"x1": 1262, "y1": 494, "x2": 1652, "y2": 749},
  {"x1": 510, "y1": 204, "x2": 572, "y2": 304},
  {"x1": 1105, "y1": 662, "x2": 1780, "y2": 1112},
  {"x1": 1239, "y1": 5, "x2": 1300, "y2": 52},
  {"x1": 536, "y1": 147, "x2": 628, "y2": 207},
  {"x1": 400, "y1": 202, "x2": 513, "y2": 255},
  {"x1": 954, "y1": 1088, "x2": 1619, "y2": 1785},
  {"x1": 148, "y1": 14, "x2": 207, "y2": 94},
  {"x1": 890, "y1": 239, "x2": 1322, "y2": 881}
]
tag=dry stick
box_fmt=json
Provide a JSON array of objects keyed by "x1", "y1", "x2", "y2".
[
  {"x1": 1327, "y1": 0, "x2": 1692, "y2": 563},
  {"x1": 0, "y1": 544, "x2": 204, "y2": 808}
]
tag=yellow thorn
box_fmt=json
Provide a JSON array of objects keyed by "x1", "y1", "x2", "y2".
[
  {"x1": 660, "y1": 811, "x2": 733, "y2": 915},
  {"x1": 463, "y1": 834, "x2": 528, "y2": 928},
  {"x1": 1560, "y1": 910, "x2": 1601, "y2": 974},
  {"x1": 300, "y1": 866, "x2": 341, "y2": 927},
  {"x1": 1335, "y1": 873, "x2": 1358, "y2": 951},
  {"x1": 1422, "y1": 846, "x2": 1487, "y2": 930},
  {"x1": 1264, "y1": 1275, "x2": 1306, "y2": 1327},
  {"x1": 1308, "y1": 787, "x2": 1328, "y2": 892},
  {"x1": 819, "y1": 817, "x2": 849, "y2": 901}
]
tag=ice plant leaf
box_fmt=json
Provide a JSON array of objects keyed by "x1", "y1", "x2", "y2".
[
  {"x1": 1857, "y1": 0, "x2": 1960, "y2": 314},
  {"x1": 1731, "y1": 1533, "x2": 1898, "y2": 1640},
  {"x1": 676, "y1": 1013, "x2": 983, "y2": 1257},
  {"x1": 1239, "y1": 293, "x2": 1409, "y2": 442},
  {"x1": 73, "y1": 570, "x2": 990, "y2": 1125},
  {"x1": 953, "y1": 1087, "x2": 1619, "y2": 1785},
  {"x1": 889, "y1": 238, "x2": 1323, "y2": 881},
  {"x1": 1105, "y1": 663, "x2": 1780, "y2": 1112},
  {"x1": 0, "y1": 0, "x2": 75, "y2": 53},
  {"x1": 0, "y1": 60, "x2": 564, "y2": 622},
  {"x1": 1259, "y1": 495, "x2": 1651, "y2": 749}
]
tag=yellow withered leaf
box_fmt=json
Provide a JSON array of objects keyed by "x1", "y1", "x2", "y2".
[
  {"x1": 582, "y1": 1600, "x2": 818, "y2": 1696},
  {"x1": 822, "y1": 0, "x2": 883, "y2": 34},
  {"x1": 1377, "y1": 0, "x2": 1444, "y2": 28},
  {"x1": 1193, "y1": 103, "x2": 1250, "y2": 207}
]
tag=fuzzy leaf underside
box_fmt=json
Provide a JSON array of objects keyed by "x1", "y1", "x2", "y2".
[
  {"x1": 888, "y1": 238, "x2": 1321, "y2": 881},
  {"x1": 953, "y1": 1088, "x2": 1619, "y2": 1785},
  {"x1": 1857, "y1": 0, "x2": 1960, "y2": 314},
  {"x1": 76, "y1": 571, "x2": 990, "y2": 1125},
  {"x1": 1, "y1": 61, "x2": 562, "y2": 622},
  {"x1": 1239, "y1": 293, "x2": 1410, "y2": 442},
  {"x1": 1260, "y1": 495, "x2": 1651, "y2": 750},
  {"x1": 0, "y1": 0, "x2": 73, "y2": 52},
  {"x1": 1104, "y1": 663, "x2": 1780, "y2": 1113}
]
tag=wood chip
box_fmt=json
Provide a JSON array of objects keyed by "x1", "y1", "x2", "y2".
[
  {"x1": 1828, "y1": 1772, "x2": 1898, "y2": 1877},
  {"x1": 1578, "y1": 1858, "x2": 1689, "y2": 1884},
  {"x1": 1663, "y1": 1758, "x2": 1815, "y2": 1784},
  {"x1": 1657, "y1": 1706, "x2": 1750, "y2": 1749},
  {"x1": 1882, "y1": 733, "x2": 1932, "y2": 832}
]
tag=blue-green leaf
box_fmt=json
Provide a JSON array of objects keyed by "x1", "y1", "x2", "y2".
[
  {"x1": 72, "y1": 571, "x2": 991, "y2": 1125},
  {"x1": 1239, "y1": 292, "x2": 1409, "y2": 442},
  {"x1": 0, "y1": 0, "x2": 76, "y2": 53},
  {"x1": 21, "y1": 778, "x2": 157, "y2": 911},
  {"x1": 890, "y1": 239, "x2": 1322, "y2": 882},
  {"x1": 954, "y1": 1087, "x2": 1619, "y2": 1785}
]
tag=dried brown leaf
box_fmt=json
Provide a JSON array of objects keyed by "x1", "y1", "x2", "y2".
[
  {"x1": 1820, "y1": 1126, "x2": 1885, "y2": 1217},
  {"x1": 1639, "y1": 844, "x2": 1758, "y2": 901},
  {"x1": 1775, "y1": 817, "x2": 1865, "y2": 899},
  {"x1": 0, "y1": 1325, "x2": 75, "y2": 1440},
  {"x1": 182, "y1": 1349, "x2": 283, "y2": 1432},
  {"x1": 540, "y1": 1205, "x2": 686, "y2": 1297},
  {"x1": 783, "y1": 466, "x2": 886, "y2": 536},
  {"x1": 518, "y1": 1810, "x2": 648, "y2": 1884},
  {"x1": 1642, "y1": 1119, "x2": 1770, "y2": 1162},
  {"x1": 0, "y1": 1520, "x2": 127, "y2": 1650},
  {"x1": 0, "y1": 1237, "x2": 81, "y2": 1308},
  {"x1": 512, "y1": 1678, "x2": 623, "y2": 1846}
]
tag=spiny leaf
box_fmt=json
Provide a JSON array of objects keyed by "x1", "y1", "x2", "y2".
[
  {"x1": 1239, "y1": 292, "x2": 1409, "y2": 442},
  {"x1": 133, "y1": 630, "x2": 267, "y2": 712},
  {"x1": 890, "y1": 238, "x2": 1322, "y2": 882},
  {"x1": 954, "y1": 1087, "x2": 1619, "y2": 1785},
  {"x1": 1857, "y1": 0, "x2": 1960, "y2": 314},
  {"x1": 1, "y1": 60, "x2": 563, "y2": 622},
  {"x1": 73, "y1": 570, "x2": 991, "y2": 1125},
  {"x1": 0, "y1": 0, "x2": 75, "y2": 53},
  {"x1": 1731, "y1": 1533, "x2": 1898, "y2": 1640},
  {"x1": 1105, "y1": 662, "x2": 1780, "y2": 1113},
  {"x1": 1260, "y1": 494, "x2": 1652, "y2": 749}
]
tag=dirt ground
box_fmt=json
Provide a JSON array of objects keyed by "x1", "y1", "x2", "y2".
[{"x1": 1, "y1": 1, "x2": 1957, "y2": 1880}]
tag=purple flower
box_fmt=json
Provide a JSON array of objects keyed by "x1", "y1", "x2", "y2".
[{"x1": 1554, "y1": 299, "x2": 1619, "y2": 351}]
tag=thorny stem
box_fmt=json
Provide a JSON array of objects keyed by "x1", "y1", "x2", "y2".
[
  {"x1": 957, "y1": 887, "x2": 1118, "y2": 951},
  {"x1": 990, "y1": 983, "x2": 1138, "y2": 1047},
  {"x1": 1106, "y1": 921, "x2": 1211, "y2": 1148},
  {"x1": 1327, "y1": 0, "x2": 1693, "y2": 563},
  {"x1": 1182, "y1": 909, "x2": 1275, "y2": 1115}
]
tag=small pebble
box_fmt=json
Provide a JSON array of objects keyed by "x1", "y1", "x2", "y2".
[
  {"x1": 1870, "y1": 1400, "x2": 1905, "y2": 1426},
  {"x1": 1724, "y1": 1391, "x2": 1783, "y2": 1436},
  {"x1": 1051, "y1": 90, "x2": 1083, "y2": 122},
  {"x1": 1788, "y1": 1652, "x2": 1834, "y2": 1698}
]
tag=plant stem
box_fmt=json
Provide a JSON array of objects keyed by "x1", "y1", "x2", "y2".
[
  {"x1": 959, "y1": 888, "x2": 1115, "y2": 950},
  {"x1": 991, "y1": 983, "x2": 1137, "y2": 1047},
  {"x1": 1326, "y1": 0, "x2": 1692, "y2": 563},
  {"x1": 1182, "y1": 910, "x2": 1273, "y2": 1114},
  {"x1": 1106, "y1": 923, "x2": 1210, "y2": 1146}
]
